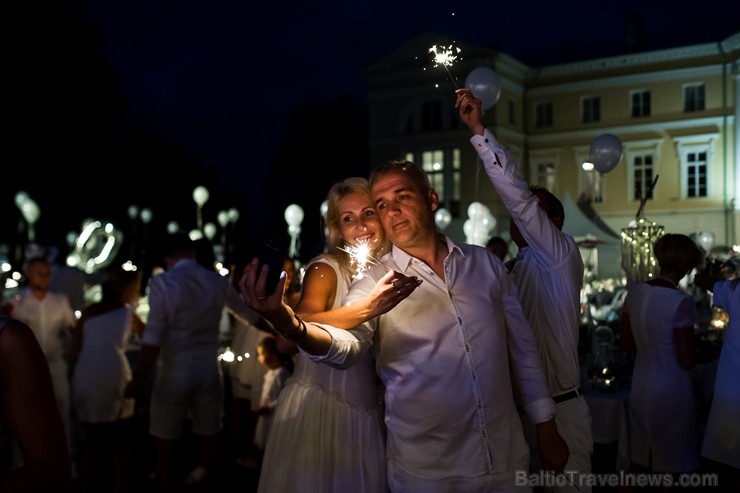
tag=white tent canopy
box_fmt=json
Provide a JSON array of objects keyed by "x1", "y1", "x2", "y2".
[{"x1": 561, "y1": 192, "x2": 623, "y2": 280}]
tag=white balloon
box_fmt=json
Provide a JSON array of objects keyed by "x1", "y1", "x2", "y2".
[
  {"x1": 193, "y1": 186, "x2": 210, "y2": 206},
  {"x1": 14, "y1": 191, "x2": 29, "y2": 208},
  {"x1": 481, "y1": 212, "x2": 497, "y2": 232},
  {"x1": 589, "y1": 134, "x2": 623, "y2": 174},
  {"x1": 320, "y1": 200, "x2": 329, "y2": 220},
  {"x1": 697, "y1": 230, "x2": 715, "y2": 252},
  {"x1": 284, "y1": 204, "x2": 304, "y2": 227},
  {"x1": 228, "y1": 208, "x2": 240, "y2": 223},
  {"x1": 467, "y1": 201, "x2": 489, "y2": 220},
  {"x1": 435, "y1": 208, "x2": 452, "y2": 231},
  {"x1": 140, "y1": 208, "x2": 153, "y2": 224},
  {"x1": 464, "y1": 66, "x2": 502, "y2": 111},
  {"x1": 204, "y1": 222, "x2": 217, "y2": 240},
  {"x1": 20, "y1": 200, "x2": 40, "y2": 224},
  {"x1": 217, "y1": 210, "x2": 230, "y2": 228},
  {"x1": 167, "y1": 221, "x2": 180, "y2": 234},
  {"x1": 188, "y1": 229, "x2": 204, "y2": 241}
]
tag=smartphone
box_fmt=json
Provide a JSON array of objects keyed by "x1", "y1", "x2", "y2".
[{"x1": 257, "y1": 239, "x2": 286, "y2": 296}]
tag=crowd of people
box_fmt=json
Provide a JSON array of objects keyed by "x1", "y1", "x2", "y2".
[{"x1": 0, "y1": 87, "x2": 737, "y2": 493}]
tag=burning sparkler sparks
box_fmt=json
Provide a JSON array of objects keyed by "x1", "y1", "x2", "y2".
[
  {"x1": 428, "y1": 43, "x2": 461, "y2": 88},
  {"x1": 338, "y1": 238, "x2": 388, "y2": 279}
]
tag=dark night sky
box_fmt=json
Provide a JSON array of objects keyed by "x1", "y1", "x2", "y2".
[
  {"x1": 78, "y1": 1, "x2": 739, "y2": 204},
  {"x1": 4, "y1": 1, "x2": 739, "y2": 266}
]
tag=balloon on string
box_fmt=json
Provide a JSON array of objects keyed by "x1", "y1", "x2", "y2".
[
  {"x1": 203, "y1": 222, "x2": 217, "y2": 240},
  {"x1": 589, "y1": 134, "x2": 623, "y2": 174},
  {"x1": 140, "y1": 208, "x2": 153, "y2": 224},
  {"x1": 167, "y1": 221, "x2": 180, "y2": 234},
  {"x1": 227, "y1": 208, "x2": 240, "y2": 223},
  {"x1": 14, "y1": 191, "x2": 29, "y2": 208},
  {"x1": 193, "y1": 186, "x2": 210, "y2": 207},
  {"x1": 284, "y1": 204, "x2": 304, "y2": 227},
  {"x1": 217, "y1": 210, "x2": 230, "y2": 228},
  {"x1": 464, "y1": 66, "x2": 502, "y2": 111},
  {"x1": 20, "y1": 199, "x2": 40, "y2": 224},
  {"x1": 434, "y1": 208, "x2": 452, "y2": 231},
  {"x1": 320, "y1": 200, "x2": 329, "y2": 220}
]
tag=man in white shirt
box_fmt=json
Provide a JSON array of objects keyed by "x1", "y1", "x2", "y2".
[
  {"x1": 457, "y1": 88, "x2": 592, "y2": 493},
  {"x1": 125, "y1": 233, "x2": 267, "y2": 492},
  {"x1": 240, "y1": 162, "x2": 568, "y2": 492}
]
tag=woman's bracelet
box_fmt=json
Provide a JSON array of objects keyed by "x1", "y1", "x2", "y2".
[{"x1": 284, "y1": 313, "x2": 308, "y2": 344}]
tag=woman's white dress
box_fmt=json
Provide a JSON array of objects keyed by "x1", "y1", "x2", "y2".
[
  {"x1": 71, "y1": 306, "x2": 135, "y2": 422},
  {"x1": 257, "y1": 256, "x2": 388, "y2": 493},
  {"x1": 622, "y1": 283, "x2": 699, "y2": 472},
  {"x1": 700, "y1": 279, "x2": 740, "y2": 468}
]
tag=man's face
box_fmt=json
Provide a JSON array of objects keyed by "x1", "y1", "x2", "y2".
[
  {"x1": 371, "y1": 170, "x2": 435, "y2": 249},
  {"x1": 25, "y1": 260, "x2": 52, "y2": 292}
]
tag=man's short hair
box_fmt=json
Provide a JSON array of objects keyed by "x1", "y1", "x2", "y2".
[{"x1": 163, "y1": 232, "x2": 195, "y2": 258}]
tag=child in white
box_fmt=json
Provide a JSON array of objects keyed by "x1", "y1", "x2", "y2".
[{"x1": 253, "y1": 336, "x2": 292, "y2": 455}]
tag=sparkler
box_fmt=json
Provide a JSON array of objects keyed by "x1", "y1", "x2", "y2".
[
  {"x1": 338, "y1": 238, "x2": 389, "y2": 278},
  {"x1": 428, "y1": 43, "x2": 461, "y2": 88}
]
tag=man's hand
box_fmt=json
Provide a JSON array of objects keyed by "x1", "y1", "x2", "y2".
[
  {"x1": 454, "y1": 88, "x2": 485, "y2": 135},
  {"x1": 536, "y1": 418, "x2": 569, "y2": 474}
]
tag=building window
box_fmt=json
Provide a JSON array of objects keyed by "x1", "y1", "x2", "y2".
[
  {"x1": 631, "y1": 90, "x2": 651, "y2": 117},
  {"x1": 582, "y1": 97, "x2": 600, "y2": 123},
  {"x1": 674, "y1": 134, "x2": 716, "y2": 199},
  {"x1": 625, "y1": 139, "x2": 662, "y2": 205},
  {"x1": 535, "y1": 162, "x2": 557, "y2": 195},
  {"x1": 631, "y1": 154, "x2": 655, "y2": 201},
  {"x1": 535, "y1": 102, "x2": 553, "y2": 127},
  {"x1": 684, "y1": 83, "x2": 705, "y2": 112},
  {"x1": 684, "y1": 151, "x2": 708, "y2": 198},
  {"x1": 405, "y1": 148, "x2": 461, "y2": 215}
]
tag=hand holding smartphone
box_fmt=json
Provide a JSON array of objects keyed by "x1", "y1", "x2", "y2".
[{"x1": 257, "y1": 239, "x2": 287, "y2": 296}]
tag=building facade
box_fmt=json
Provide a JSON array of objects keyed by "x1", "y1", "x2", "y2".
[{"x1": 365, "y1": 31, "x2": 739, "y2": 279}]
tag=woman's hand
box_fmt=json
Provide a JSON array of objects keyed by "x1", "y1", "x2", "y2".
[
  {"x1": 239, "y1": 257, "x2": 295, "y2": 330},
  {"x1": 365, "y1": 269, "x2": 422, "y2": 318}
]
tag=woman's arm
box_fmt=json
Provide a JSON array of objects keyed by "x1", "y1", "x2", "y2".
[{"x1": 297, "y1": 264, "x2": 419, "y2": 328}]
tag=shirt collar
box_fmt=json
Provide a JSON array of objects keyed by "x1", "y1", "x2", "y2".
[{"x1": 389, "y1": 234, "x2": 464, "y2": 274}]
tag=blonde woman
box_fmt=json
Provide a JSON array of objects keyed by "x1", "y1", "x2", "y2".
[{"x1": 243, "y1": 177, "x2": 419, "y2": 493}]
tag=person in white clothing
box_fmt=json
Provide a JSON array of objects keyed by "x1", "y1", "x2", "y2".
[
  {"x1": 252, "y1": 336, "x2": 292, "y2": 461},
  {"x1": 240, "y1": 161, "x2": 568, "y2": 492},
  {"x1": 693, "y1": 273, "x2": 739, "y2": 491},
  {"x1": 3, "y1": 256, "x2": 77, "y2": 470},
  {"x1": 456, "y1": 88, "x2": 592, "y2": 492},
  {"x1": 620, "y1": 234, "x2": 703, "y2": 486},
  {"x1": 124, "y1": 232, "x2": 268, "y2": 493}
]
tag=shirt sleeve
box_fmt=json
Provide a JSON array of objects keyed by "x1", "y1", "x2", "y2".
[
  {"x1": 500, "y1": 274, "x2": 556, "y2": 423},
  {"x1": 471, "y1": 129, "x2": 574, "y2": 265}
]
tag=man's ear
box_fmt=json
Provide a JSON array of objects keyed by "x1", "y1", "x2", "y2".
[
  {"x1": 428, "y1": 189, "x2": 439, "y2": 211},
  {"x1": 552, "y1": 216, "x2": 565, "y2": 230}
]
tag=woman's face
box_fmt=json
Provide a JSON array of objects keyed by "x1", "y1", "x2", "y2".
[{"x1": 336, "y1": 191, "x2": 385, "y2": 251}]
